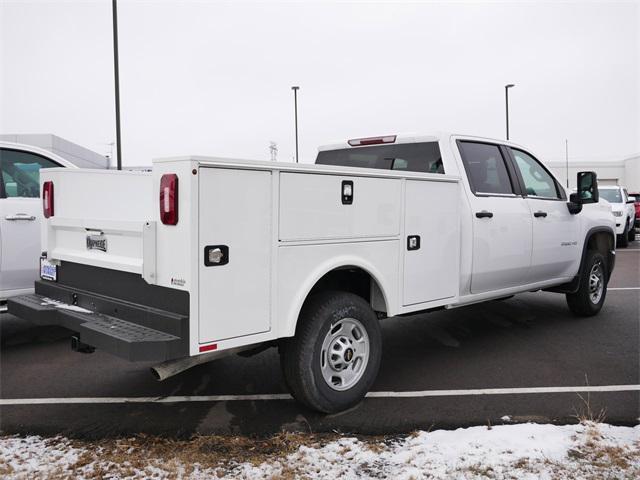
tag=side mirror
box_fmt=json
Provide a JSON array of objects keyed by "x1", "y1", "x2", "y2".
[
  {"x1": 567, "y1": 193, "x2": 583, "y2": 214},
  {"x1": 627, "y1": 196, "x2": 636, "y2": 204},
  {"x1": 577, "y1": 171, "x2": 598, "y2": 204}
]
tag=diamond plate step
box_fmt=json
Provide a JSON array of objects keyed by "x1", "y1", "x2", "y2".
[{"x1": 79, "y1": 314, "x2": 179, "y2": 343}]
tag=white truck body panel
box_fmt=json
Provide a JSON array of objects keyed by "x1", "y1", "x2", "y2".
[
  {"x1": 279, "y1": 173, "x2": 402, "y2": 241},
  {"x1": 198, "y1": 167, "x2": 272, "y2": 343},
  {"x1": 402, "y1": 179, "x2": 459, "y2": 305},
  {"x1": 42, "y1": 169, "x2": 153, "y2": 275}
]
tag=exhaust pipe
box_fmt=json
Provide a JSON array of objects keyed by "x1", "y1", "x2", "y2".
[{"x1": 150, "y1": 343, "x2": 259, "y2": 381}]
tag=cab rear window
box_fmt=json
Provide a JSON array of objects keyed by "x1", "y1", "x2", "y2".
[{"x1": 316, "y1": 142, "x2": 444, "y2": 174}]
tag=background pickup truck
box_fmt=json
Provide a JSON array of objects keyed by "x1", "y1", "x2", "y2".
[
  {"x1": 0, "y1": 142, "x2": 77, "y2": 310},
  {"x1": 9, "y1": 133, "x2": 616, "y2": 413}
]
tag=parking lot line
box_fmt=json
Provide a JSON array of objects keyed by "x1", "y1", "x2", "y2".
[
  {"x1": 1, "y1": 384, "x2": 638, "y2": 405},
  {"x1": 608, "y1": 287, "x2": 640, "y2": 290}
]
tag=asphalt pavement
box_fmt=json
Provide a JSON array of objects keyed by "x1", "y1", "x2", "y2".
[{"x1": 1, "y1": 243, "x2": 638, "y2": 437}]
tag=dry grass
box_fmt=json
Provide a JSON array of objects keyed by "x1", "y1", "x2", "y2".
[{"x1": 62, "y1": 431, "x2": 339, "y2": 478}]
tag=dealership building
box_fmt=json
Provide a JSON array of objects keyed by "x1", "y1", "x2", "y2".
[
  {"x1": 0, "y1": 133, "x2": 109, "y2": 169},
  {"x1": 546, "y1": 154, "x2": 640, "y2": 192}
]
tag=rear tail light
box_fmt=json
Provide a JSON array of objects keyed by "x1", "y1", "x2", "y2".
[
  {"x1": 348, "y1": 135, "x2": 396, "y2": 146},
  {"x1": 42, "y1": 181, "x2": 54, "y2": 218},
  {"x1": 159, "y1": 174, "x2": 179, "y2": 225}
]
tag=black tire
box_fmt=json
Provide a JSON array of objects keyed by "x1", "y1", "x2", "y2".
[
  {"x1": 617, "y1": 221, "x2": 629, "y2": 248},
  {"x1": 566, "y1": 250, "x2": 608, "y2": 317},
  {"x1": 628, "y1": 221, "x2": 636, "y2": 242},
  {"x1": 280, "y1": 291, "x2": 382, "y2": 413}
]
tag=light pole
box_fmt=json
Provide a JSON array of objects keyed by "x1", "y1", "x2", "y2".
[
  {"x1": 112, "y1": 0, "x2": 122, "y2": 169},
  {"x1": 505, "y1": 84, "x2": 515, "y2": 140},
  {"x1": 291, "y1": 86, "x2": 299, "y2": 163}
]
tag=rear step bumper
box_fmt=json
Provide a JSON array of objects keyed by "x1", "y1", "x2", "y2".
[{"x1": 9, "y1": 292, "x2": 189, "y2": 362}]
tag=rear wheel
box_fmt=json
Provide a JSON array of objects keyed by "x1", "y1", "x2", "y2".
[
  {"x1": 566, "y1": 250, "x2": 608, "y2": 317},
  {"x1": 280, "y1": 291, "x2": 382, "y2": 413}
]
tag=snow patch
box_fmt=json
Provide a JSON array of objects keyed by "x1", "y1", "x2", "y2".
[{"x1": 1, "y1": 423, "x2": 638, "y2": 479}]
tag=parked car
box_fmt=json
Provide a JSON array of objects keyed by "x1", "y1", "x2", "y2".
[
  {"x1": 0, "y1": 142, "x2": 77, "y2": 311},
  {"x1": 9, "y1": 133, "x2": 615, "y2": 413},
  {"x1": 598, "y1": 185, "x2": 636, "y2": 247}
]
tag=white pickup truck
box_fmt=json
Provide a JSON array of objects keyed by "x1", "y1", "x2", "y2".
[
  {"x1": 0, "y1": 142, "x2": 77, "y2": 310},
  {"x1": 9, "y1": 133, "x2": 615, "y2": 413}
]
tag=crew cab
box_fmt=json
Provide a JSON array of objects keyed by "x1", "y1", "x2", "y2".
[
  {"x1": 598, "y1": 185, "x2": 636, "y2": 248},
  {"x1": 0, "y1": 142, "x2": 77, "y2": 311},
  {"x1": 9, "y1": 133, "x2": 615, "y2": 413}
]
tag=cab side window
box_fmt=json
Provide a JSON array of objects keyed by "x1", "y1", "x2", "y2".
[
  {"x1": 458, "y1": 141, "x2": 514, "y2": 195},
  {"x1": 511, "y1": 149, "x2": 561, "y2": 200},
  {"x1": 0, "y1": 148, "x2": 60, "y2": 198}
]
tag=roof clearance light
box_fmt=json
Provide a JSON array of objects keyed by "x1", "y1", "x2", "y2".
[
  {"x1": 348, "y1": 135, "x2": 397, "y2": 147},
  {"x1": 159, "y1": 173, "x2": 178, "y2": 225}
]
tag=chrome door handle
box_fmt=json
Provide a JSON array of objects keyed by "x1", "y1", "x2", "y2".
[{"x1": 5, "y1": 213, "x2": 36, "y2": 221}]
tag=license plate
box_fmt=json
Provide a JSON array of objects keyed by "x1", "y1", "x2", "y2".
[{"x1": 40, "y1": 257, "x2": 57, "y2": 281}]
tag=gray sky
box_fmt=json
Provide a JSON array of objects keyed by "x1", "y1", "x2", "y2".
[{"x1": 1, "y1": 0, "x2": 639, "y2": 166}]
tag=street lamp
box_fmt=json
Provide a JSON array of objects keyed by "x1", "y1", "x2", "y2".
[
  {"x1": 291, "y1": 86, "x2": 300, "y2": 163},
  {"x1": 505, "y1": 84, "x2": 515, "y2": 140}
]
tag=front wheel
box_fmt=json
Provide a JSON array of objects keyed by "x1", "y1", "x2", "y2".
[
  {"x1": 566, "y1": 250, "x2": 608, "y2": 317},
  {"x1": 280, "y1": 291, "x2": 382, "y2": 413}
]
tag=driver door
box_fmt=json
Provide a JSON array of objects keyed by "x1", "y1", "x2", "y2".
[{"x1": 0, "y1": 148, "x2": 60, "y2": 297}]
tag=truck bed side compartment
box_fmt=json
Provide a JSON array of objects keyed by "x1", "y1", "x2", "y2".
[{"x1": 279, "y1": 173, "x2": 401, "y2": 241}]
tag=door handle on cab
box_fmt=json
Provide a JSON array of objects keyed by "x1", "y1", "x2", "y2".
[
  {"x1": 533, "y1": 211, "x2": 548, "y2": 218},
  {"x1": 5, "y1": 213, "x2": 36, "y2": 221},
  {"x1": 475, "y1": 211, "x2": 493, "y2": 219}
]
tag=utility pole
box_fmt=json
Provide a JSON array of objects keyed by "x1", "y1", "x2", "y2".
[
  {"x1": 565, "y1": 139, "x2": 569, "y2": 188},
  {"x1": 291, "y1": 86, "x2": 300, "y2": 163},
  {"x1": 505, "y1": 84, "x2": 515, "y2": 140},
  {"x1": 112, "y1": 0, "x2": 122, "y2": 169}
]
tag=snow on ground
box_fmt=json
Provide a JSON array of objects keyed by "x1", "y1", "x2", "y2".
[{"x1": 0, "y1": 422, "x2": 638, "y2": 479}]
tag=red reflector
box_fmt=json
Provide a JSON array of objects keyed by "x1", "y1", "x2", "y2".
[
  {"x1": 159, "y1": 174, "x2": 178, "y2": 225},
  {"x1": 42, "y1": 181, "x2": 54, "y2": 218},
  {"x1": 348, "y1": 135, "x2": 397, "y2": 146},
  {"x1": 199, "y1": 344, "x2": 217, "y2": 353}
]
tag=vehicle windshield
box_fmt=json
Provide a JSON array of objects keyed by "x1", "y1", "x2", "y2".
[
  {"x1": 599, "y1": 188, "x2": 622, "y2": 203},
  {"x1": 316, "y1": 142, "x2": 444, "y2": 174}
]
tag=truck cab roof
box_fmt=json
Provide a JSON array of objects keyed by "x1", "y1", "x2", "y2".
[{"x1": 317, "y1": 132, "x2": 529, "y2": 152}]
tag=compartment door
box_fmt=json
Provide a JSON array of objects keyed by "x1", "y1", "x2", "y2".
[
  {"x1": 198, "y1": 168, "x2": 272, "y2": 343},
  {"x1": 403, "y1": 180, "x2": 459, "y2": 306}
]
